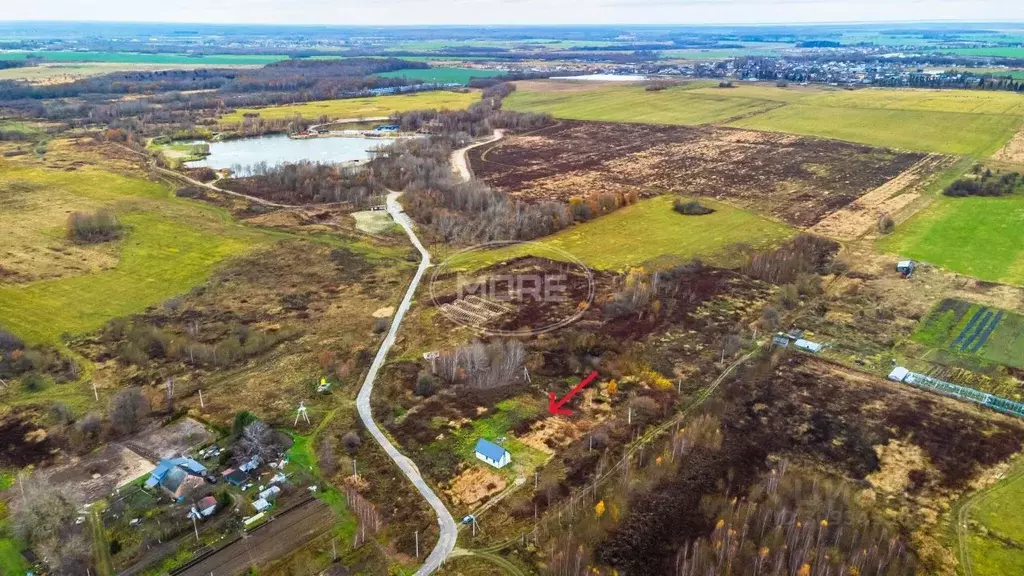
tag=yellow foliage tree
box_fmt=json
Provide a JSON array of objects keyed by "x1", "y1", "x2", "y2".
[
  {"x1": 606, "y1": 380, "x2": 618, "y2": 396},
  {"x1": 797, "y1": 564, "x2": 811, "y2": 576},
  {"x1": 594, "y1": 500, "x2": 606, "y2": 518}
]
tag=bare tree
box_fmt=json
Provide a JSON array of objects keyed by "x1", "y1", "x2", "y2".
[
  {"x1": 109, "y1": 387, "x2": 149, "y2": 435},
  {"x1": 14, "y1": 480, "x2": 92, "y2": 574},
  {"x1": 437, "y1": 339, "x2": 525, "y2": 389},
  {"x1": 234, "y1": 420, "x2": 281, "y2": 466}
]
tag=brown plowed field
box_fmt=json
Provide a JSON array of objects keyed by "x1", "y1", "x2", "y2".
[{"x1": 469, "y1": 120, "x2": 926, "y2": 227}]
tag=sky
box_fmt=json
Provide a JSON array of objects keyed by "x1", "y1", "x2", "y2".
[{"x1": 3, "y1": 0, "x2": 1024, "y2": 26}]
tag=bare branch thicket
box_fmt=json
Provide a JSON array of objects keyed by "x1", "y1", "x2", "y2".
[{"x1": 436, "y1": 339, "x2": 526, "y2": 389}]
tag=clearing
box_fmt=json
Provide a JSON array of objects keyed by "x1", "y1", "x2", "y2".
[
  {"x1": 218, "y1": 90, "x2": 479, "y2": 125},
  {"x1": 470, "y1": 120, "x2": 924, "y2": 227},
  {"x1": 448, "y1": 196, "x2": 793, "y2": 272}
]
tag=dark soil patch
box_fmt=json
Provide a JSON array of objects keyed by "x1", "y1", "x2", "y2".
[{"x1": 0, "y1": 417, "x2": 55, "y2": 468}]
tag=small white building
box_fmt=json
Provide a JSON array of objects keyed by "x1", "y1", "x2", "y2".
[
  {"x1": 794, "y1": 339, "x2": 823, "y2": 353},
  {"x1": 888, "y1": 367, "x2": 911, "y2": 383},
  {"x1": 474, "y1": 439, "x2": 511, "y2": 469},
  {"x1": 252, "y1": 498, "x2": 272, "y2": 513}
]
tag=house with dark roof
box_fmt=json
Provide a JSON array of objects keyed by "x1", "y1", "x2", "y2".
[{"x1": 474, "y1": 438, "x2": 511, "y2": 469}]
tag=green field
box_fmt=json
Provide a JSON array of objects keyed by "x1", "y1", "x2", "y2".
[
  {"x1": 731, "y1": 104, "x2": 1020, "y2": 156},
  {"x1": 218, "y1": 90, "x2": 478, "y2": 124},
  {"x1": 938, "y1": 47, "x2": 1024, "y2": 59},
  {"x1": 2, "y1": 50, "x2": 287, "y2": 65},
  {"x1": 507, "y1": 82, "x2": 1024, "y2": 156},
  {"x1": 375, "y1": 67, "x2": 505, "y2": 84},
  {"x1": 878, "y1": 191, "x2": 1024, "y2": 286},
  {"x1": 503, "y1": 83, "x2": 781, "y2": 126},
  {"x1": 452, "y1": 196, "x2": 794, "y2": 272},
  {"x1": 912, "y1": 299, "x2": 1024, "y2": 370},
  {"x1": 0, "y1": 161, "x2": 275, "y2": 345},
  {"x1": 957, "y1": 464, "x2": 1024, "y2": 576}
]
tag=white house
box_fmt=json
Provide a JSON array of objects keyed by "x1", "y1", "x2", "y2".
[{"x1": 474, "y1": 439, "x2": 511, "y2": 469}]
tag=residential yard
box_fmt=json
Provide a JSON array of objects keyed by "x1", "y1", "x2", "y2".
[
  {"x1": 451, "y1": 196, "x2": 794, "y2": 271},
  {"x1": 218, "y1": 90, "x2": 479, "y2": 124}
]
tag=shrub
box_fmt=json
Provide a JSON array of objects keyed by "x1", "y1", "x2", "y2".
[
  {"x1": 774, "y1": 284, "x2": 800, "y2": 309},
  {"x1": 232, "y1": 410, "x2": 259, "y2": 436},
  {"x1": 673, "y1": 199, "x2": 715, "y2": 216},
  {"x1": 342, "y1": 431, "x2": 362, "y2": 454},
  {"x1": 372, "y1": 317, "x2": 391, "y2": 334},
  {"x1": 877, "y1": 213, "x2": 895, "y2": 234},
  {"x1": 414, "y1": 373, "x2": 435, "y2": 397},
  {"x1": 66, "y1": 209, "x2": 123, "y2": 244},
  {"x1": 109, "y1": 387, "x2": 149, "y2": 435},
  {"x1": 21, "y1": 372, "x2": 47, "y2": 392}
]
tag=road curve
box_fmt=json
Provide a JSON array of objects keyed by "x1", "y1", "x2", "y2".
[
  {"x1": 356, "y1": 190, "x2": 458, "y2": 575},
  {"x1": 450, "y1": 130, "x2": 504, "y2": 182}
]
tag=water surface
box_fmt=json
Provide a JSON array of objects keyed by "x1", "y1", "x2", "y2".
[{"x1": 186, "y1": 134, "x2": 394, "y2": 169}]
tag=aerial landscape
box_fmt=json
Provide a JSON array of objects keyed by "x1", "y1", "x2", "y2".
[{"x1": 2, "y1": 3, "x2": 1024, "y2": 576}]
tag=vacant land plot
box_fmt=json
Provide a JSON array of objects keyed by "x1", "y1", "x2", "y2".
[
  {"x1": 35, "y1": 442, "x2": 153, "y2": 504},
  {"x1": 218, "y1": 90, "x2": 478, "y2": 124},
  {"x1": 503, "y1": 83, "x2": 783, "y2": 125},
  {"x1": 375, "y1": 67, "x2": 505, "y2": 84},
  {"x1": 507, "y1": 81, "x2": 1024, "y2": 156},
  {"x1": 913, "y1": 298, "x2": 1024, "y2": 369},
  {"x1": 878, "y1": 192, "x2": 1024, "y2": 285},
  {"x1": 963, "y1": 465, "x2": 1024, "y2": 576},
  {"x1": 471, "y1": 120, "x2": 923, "y2": 227},
  {"x1": 454, "y1": 196, "x2": 793, "y2": 271},
  {"x1": 0, "y1": 62, "x2": 260, "y2": 85},
  {"x1": 3, "y1": 50, "x2": 286, "y2": 65}
]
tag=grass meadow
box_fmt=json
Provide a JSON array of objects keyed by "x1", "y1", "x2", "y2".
[
  {"x1": 218, "y1": 90, "x2": 479, "y2": 124},
  {"x1": 450, "y1": 196, "x2": 793, "y2": 272},
  {"x1": 3, "y1": 50, "x2": 286, "y2": 65},
  {"x1": 0, "y1": 159, "x2": 276, "y2": 345},
  {"x1": 503, "y1": 83, "x2": 782, "y2": 125},
  {"x1": 878, "y1": 192, "x2": 1024, "y2": 286},
  {"x1": 953, "y1": 463, "x2": 1024, "y2": 576},
  {"x1": 374, "y1": 67, "x2": 505, "y2": 84},
  {"x1": 506, "y1": 81, "x2": 1024, "y2": 156}
]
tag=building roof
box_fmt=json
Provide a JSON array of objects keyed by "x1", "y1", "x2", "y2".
[
  {"x1": 474, "y1": 439, "x2": 509, "y2": 462},
  {"x1": 198, "y1": 496, "x2": 217, "y2": 509},
  {"x1": 160, "y1": 467, "x2": 188, "y2": 493},
  {"x1": 794, "y1": 339, "x2": 823, "y2": 353},
  {"x1": 253, "y1": 498, "x2": 271, "y2": 512},
  {"x1": 224, "y1": 469, "x2": 247, "y2": 485},
  {"x1": 889, "y1": 367, "x2": 910, "y2": 382}
]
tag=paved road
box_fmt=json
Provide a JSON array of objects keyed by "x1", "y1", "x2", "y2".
[
  {"x1": 450, "y1": 130, "x2": 504, "y2": 182},
  {"x1": 356, "y1": 190, "x2": 458, "y2": 575}
]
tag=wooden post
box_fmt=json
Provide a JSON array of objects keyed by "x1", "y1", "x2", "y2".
[
  {"x1": 415, "y1": 530, "x2": 419, "y2": 558},
  {"x1": 92, "y1": 381, "x2": 99, "y2": 401},
  {"x1": 192, "y1": 515, "x2": 199, "y2": 541},
  {"x1": 199, "y1": 388, "x2": 205, "y2": 409}
]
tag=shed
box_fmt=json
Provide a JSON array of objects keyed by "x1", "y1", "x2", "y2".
[
  {"x1": 772, "y1": 335, "x2": 791, "y2": 348},
  {"x1": 252, "y1": 498, "x2": 272, "y2": 513},
  {"x1": 258, "y1": 485, "x2": 281, "y2": 501},
  {"x1": 239, "y1": 456, "x2": 261, "y2": 473},
  {"x1": 197, "y1": 496, "x2": 218, "y2": 517},
  {"x1": 896, "y1": 260, "x2": 916, "y2": 277},
  {"x1": 474, "y1": 439, "x2": 511, "y2": 469},
  {"x1": 888, "y1": 367, "x2": 911, "y2": 383},
  {"x1": 794, "y1": 339, "x2": 823, "y2": 353}
]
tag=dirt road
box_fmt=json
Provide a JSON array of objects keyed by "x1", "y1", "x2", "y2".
[
  {"x1": 171, "y1": 499, "x2": 334, "y2": 576},
  {"x1": 450, "y1": 130, "x2": 504, "y2": 182}
]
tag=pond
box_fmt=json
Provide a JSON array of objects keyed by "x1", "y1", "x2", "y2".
[{"x1": 185, "y1": 134, "x2": 395, "y2": 170}]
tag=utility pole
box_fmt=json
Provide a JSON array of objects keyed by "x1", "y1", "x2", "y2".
[
  {"x1": 192, "y1": 515, "x2": 199, "y2": 541},
  {"x1": 415, "y1": 530, "x2": 419, "y2": 558},
  {"x1": 199, "y1": 388, "x2": 205, "y2": 409},
  {"x1": 92, "y1": 381, "x2": 99, "y2": 401}
]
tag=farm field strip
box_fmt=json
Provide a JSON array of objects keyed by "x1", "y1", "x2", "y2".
[
  {"x1": 912, "y1": 299, "x2": 1024, "y2": 369},
  {"x1": 218, "y1": 90, "x2": 479, "y2": 124},
  {"x1": 507, "y1": 81, "x2": 1024, "y2": 156},
  {"x1": 374, "y1": 67, "x2": 505, "y2": 84}
]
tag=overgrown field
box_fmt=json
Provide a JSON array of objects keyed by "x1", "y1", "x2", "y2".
[
  {"x1": 913, "y1": 299, "x2": 1024, "y2": 370},
  {"x1": 449, "y1": 196, "x2": 793, "y2": 271},
  {"x1": 374, "y1": 67, "x2": 505, "y2": 84},
  {"x1": 505, "y1": 81, "x2": 1024, "y2": 156},
  {"x1": 0, "y1": 145, "x2": 276, "y2": 345},
  {"x1": 218, "y1": 90, "x2": 479, "y2": 124},
  {"x1": 878, "y1": 190, "x2": 1024, "y2": 285},
  {"x1": 470, "y1": 119, "x2": 923, "y2": 227},
  {"x1": 3, "y1": 50, "x2": 287, "y2": 65}
]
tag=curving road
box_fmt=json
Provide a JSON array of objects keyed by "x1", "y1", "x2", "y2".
[
  {"x1": 450, "y1": 130, "x2": 504, "y2": 182},
  {"x1": 356, "y1": 190, "x2": 458, "y2": 575}
]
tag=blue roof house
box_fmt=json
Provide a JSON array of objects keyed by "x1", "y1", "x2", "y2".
[
  {"x1": 144, "y1": 457, "x2": 208, "y2": 501},
  {"x1": 474, "y1": 439, "x2": 511, "y2": 469}
]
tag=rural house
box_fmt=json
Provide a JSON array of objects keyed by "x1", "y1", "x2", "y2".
[
  {"x1": 188, "y1": 495, "x2": 219, "y2": 520},
  {"x1": 474, "y1": 438, "x2": 511, "y2": 469},
  {"x1": 144, "y1": 457, "x2": 208, "y2": 501}
]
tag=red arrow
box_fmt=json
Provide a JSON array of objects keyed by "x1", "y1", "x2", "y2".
[{"x1": 548, "y1": 370, "x2": 599, "y2": 416}]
